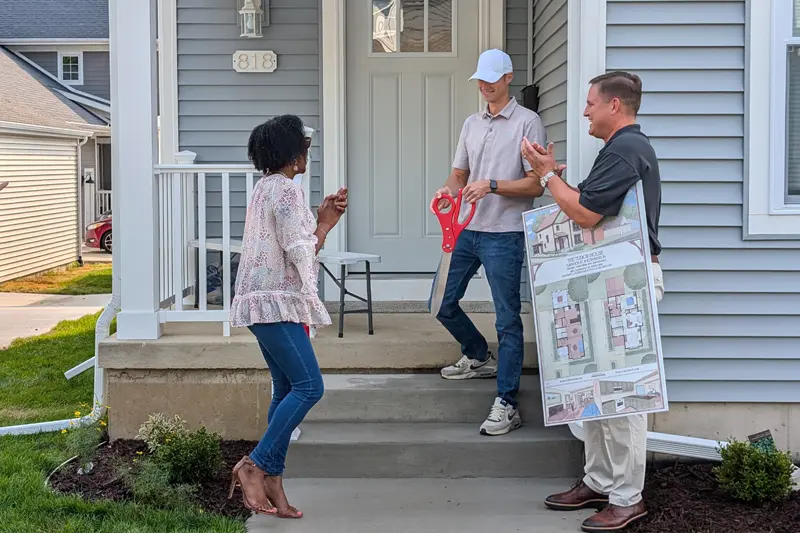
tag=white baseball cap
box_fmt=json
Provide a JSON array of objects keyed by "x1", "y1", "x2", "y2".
[{"x1": 469, "y1": 49, "x2": 513, "y2": 83}]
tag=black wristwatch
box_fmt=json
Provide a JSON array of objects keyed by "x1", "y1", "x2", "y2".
[{"x1": 489, "y1": 179, "x2": 498, "y2": 193}]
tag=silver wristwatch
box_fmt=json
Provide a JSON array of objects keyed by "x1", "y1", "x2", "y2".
[{"x1": 540, "y1": 171, "x2": 557, "y2": 189}]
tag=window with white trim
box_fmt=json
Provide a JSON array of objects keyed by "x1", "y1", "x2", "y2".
[
  {"x1": 746, "y1": 0, "x2": 800, "y2": 237},
  {"x1": 785, "y1": 0, "x2": 800, "y2": 202},
  {"x1": 772, "y1": 0, "x2": 800, "y2": 207},
  {"x1": 58, "y1": 51, "x2": 83, "y2": 85}
]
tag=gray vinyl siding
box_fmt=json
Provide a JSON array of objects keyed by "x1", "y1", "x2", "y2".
[
  {"x1": 506, "y1": 0, "x2": 531, "y2": 102},
  {"x1": 532, "y1": 0, "x2": 567, "y2": 165},
  {"x1": 177, "y1": 0, "x2": 322, "y2": 244},
  {"x1": 75, "y1": 52, "x2": 110, "y2": 100},
  {"x1": 607, "y1": 0, "x2": 800, "y2": 403},
  {"x1": 19, "y1": 51, "x2": 57, "y2": 77}
]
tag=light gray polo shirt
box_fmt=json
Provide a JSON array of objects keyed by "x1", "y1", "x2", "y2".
[{"x1": 452, "y1": 97, "x2": 546, "y2": 233}]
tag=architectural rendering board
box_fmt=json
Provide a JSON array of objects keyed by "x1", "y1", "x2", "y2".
[{"x1": 522, "y1": 184, "x2": 669, "y2": 427}]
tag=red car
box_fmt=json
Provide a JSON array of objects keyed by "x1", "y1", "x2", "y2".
[{"x1": 85, "y1": 210, "x2": 112, "y2": 253}]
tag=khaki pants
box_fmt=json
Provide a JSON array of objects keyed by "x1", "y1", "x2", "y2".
[{"x1": 582, "y1": 262, "x2": 664, "y2": 507}]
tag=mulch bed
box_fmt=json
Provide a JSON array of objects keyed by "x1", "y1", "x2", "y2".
[
  {"x1": 49, "y1": 439, "x2": 258, "y2": 520},
  {"x1": 627, "y1": 461, "x2": 800, "y2": 533},
  {"x1": 50, "y1": 441, "x2": 800, "y2": 531}
]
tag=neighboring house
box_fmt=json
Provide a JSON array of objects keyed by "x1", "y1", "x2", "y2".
[
  {"x1": 102, "y1": 0, "x2": 800, "y2": 468},
  {"x1": 0, "y1": 48, "x2": 108, "y2": 282},
  {"x1": 0, "y1": 0, "x2": 113, "y2": 230}
]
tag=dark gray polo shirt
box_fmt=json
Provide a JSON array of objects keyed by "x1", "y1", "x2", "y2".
[
  {"x1": 577, "y1": 124, "x2": 663, "y2": 255},
  {"x1": 452, "y1": 97, "x2": 546, "y2": 233}
]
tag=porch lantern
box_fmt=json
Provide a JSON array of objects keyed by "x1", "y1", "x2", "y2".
[{"x1": 239, "y1": 0, "x2": 265, "y2": 39}]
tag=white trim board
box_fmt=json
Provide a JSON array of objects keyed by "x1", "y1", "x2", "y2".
[
  {"x1": 744, "y1": 0, "x2": 800, "y2": 238},
  {"x1": 0, "y1": 38, "x2": 108, "y2": 46},
  {"x1": 157, "y1": 0, "x2": 179, "y2": 164},
  {"x1": 319, "y1": 0, "x2": 505, "y2": 301},
  {"x1": 566, "y1": 0, "x2": 606, "y2": 187}
]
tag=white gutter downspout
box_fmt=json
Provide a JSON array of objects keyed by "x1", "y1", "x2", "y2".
[
  {"x1": 76, "y1": 136, "x2": 90, "y2": 266},
  {"x1": 568, "y1": 421, "x2": 728, "y2": 461}
]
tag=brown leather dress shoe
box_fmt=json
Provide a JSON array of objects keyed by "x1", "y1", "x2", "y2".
[
  {"x1": 580, "y1": 502, "x2": 648, "y2": 532},
  {"x1": 544, "y1": 479, "x2": 609, "y2": 511}
]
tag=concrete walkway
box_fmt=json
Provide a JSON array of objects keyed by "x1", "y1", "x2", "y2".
[
  {"x1": 0, "y1": 293, "x2": 109, "y2": 348},
  {"x1": 246, "y1": 478, "x2": 594, "y2": 533}
]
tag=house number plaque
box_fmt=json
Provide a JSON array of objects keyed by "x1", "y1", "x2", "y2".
[{"x1": 232, "y1": 50, "x2": 277, "y2": 73}]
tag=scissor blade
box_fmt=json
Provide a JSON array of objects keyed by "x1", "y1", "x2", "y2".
[{"x1": 430, "y1": 252, "x2": 452, "y2": 318}]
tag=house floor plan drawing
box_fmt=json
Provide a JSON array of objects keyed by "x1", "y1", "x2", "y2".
[
  {"x1": 553, "y1": 290, "x2": 585, "y2": 360},
  {"x1": 523, "y1": 184, "x2": 669, "y2": 426},
  {"x1": 606, "y1": 276, "x2": 644, "y2": 350}
]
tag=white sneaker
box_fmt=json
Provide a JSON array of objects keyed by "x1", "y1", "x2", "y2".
[
  {"x1": 480, "y1": 397, "x2": 522, "y2": 436},
  {"x1": 440, "y1": 352, "x2": 498, "y2": 380}
]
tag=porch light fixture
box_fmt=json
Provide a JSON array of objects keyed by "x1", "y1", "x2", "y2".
[{"x1": 239, "y1": 0, "x2": 267, "y2": 39}]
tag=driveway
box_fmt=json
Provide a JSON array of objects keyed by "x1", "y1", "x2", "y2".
[{"x1": 0, "y1": 293, "x2": 109, "y2": 349}]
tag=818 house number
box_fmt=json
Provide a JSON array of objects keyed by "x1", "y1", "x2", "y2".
[{"x1": 232, "y1": 50, "x2": 278, "y2": 73}]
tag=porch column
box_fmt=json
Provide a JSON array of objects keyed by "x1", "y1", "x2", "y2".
[
  {"x1": 110, "y1": 0, "x2": 162, "y2": 340},
  {"x1": 566, "y1": 0, "x2": 607, "y2": 185}
]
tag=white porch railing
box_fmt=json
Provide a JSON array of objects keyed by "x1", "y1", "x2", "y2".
[
  {"x1": 153, "y1": 164, "x2": 257, "y2": 336},
  {"x1": 97, "y1": 190, "x2": 112, "y2": 215}
]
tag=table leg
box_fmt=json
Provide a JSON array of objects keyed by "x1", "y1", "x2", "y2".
[
  {"x1": 338, "y1": 264, "x2": 346, "y2": 338},
  {"x1": 365, "y1": 261, "x2": 374, "y2": 335}
]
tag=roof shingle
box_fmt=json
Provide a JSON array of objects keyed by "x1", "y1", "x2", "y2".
[{"x1": 0, "y1": 0, "x2": 109, "y2": 40}]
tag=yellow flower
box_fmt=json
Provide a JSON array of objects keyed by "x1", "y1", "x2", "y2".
[
  {"x1": 61, "y1": 429, "x2": 68, "y2": 434},
  {"x1": 136, "y1": 451, "x2": 143, "y2": 455},
  {"x1": 74, "y1": 411, "x2": 81, "y2": 417},
  {"x1": 99, "y1": 420, "x2": 107, "y2": 427}
]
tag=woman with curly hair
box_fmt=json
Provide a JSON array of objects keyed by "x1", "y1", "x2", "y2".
[{"x1": 227, "y1": 114, "x2": 347, "y2": 518}]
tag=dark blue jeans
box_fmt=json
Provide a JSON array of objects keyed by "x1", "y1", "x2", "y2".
[
  {"x1": 428, "y1": 230, "x2": 525, "y2": 407},
  {"x1": 248, "y1": 322, "x2": 324, "y2": 476}
]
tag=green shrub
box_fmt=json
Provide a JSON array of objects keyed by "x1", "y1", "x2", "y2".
[
  {"x1": 64, "y1": 420, "x2": 104, "y2": 473},
  {"x1": 118, "y1": 457, "x2": 197, "y2": 510},
  {"x1": 713, "y1": 438, "x2": 795, "y2": 504},
  {"x1": 155, "y1": 426, "x2": 223, "y2": 485},
  {"x1": 136, "y1": 413, "x2": 189, "y2": 453}
]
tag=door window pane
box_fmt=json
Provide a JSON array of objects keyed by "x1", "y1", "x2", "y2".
[
  {"x1": 428, "y1": 0, "x2": 453, "y2": 53},
  {"x1": 787, "y1": 47, "x2": 800, "y2": 198},
  {"x1": 399, "y1": 0, "x2": 425, "y2": 52},
  {"x1": 794, "y1": 0, "x2": 799, "y2": 36},
  {"x1": 372, "y1": 0, "x2": 453, "y2": 54}
]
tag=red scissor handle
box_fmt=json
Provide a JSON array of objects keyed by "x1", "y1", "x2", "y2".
[{"x1": 431, "y1": 189, "x2": 477, "y2": 253}]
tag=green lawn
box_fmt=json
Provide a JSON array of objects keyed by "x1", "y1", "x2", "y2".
[
  {"x1": 0, "y1": 313, "x2": 246, "y2": 533},
  {"x1": 0, "y1": 263, "x2": 112, "y2": 295}
]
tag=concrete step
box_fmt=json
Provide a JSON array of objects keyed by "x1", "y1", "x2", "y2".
[
  {"x1": 284, "y1": 423, "x2": 583, "y2": 479},
  {"x1": 99, "y1": 313, "x2": 539, "y2": 371},
  {"x1": 247, "y1": 478, "x2": 594, "y2": 533},
  {"x1": 308, "y1": 374, "x2": 545, "y2": 425}
]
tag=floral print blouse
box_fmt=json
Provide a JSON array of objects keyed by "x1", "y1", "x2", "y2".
[{"x1": 230, "y1": 174, "x2": 331, "y2": 329}]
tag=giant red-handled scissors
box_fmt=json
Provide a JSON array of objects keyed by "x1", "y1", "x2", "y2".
[{"x1": 429, "y1": 189, "x2": 477, "y2": 317}]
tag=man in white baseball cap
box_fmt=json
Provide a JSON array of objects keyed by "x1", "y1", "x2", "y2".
[
  {"x1": 429, "y1": 49, "x2": 546, "y2": 436},
  {"x1": 469, "y1": 48, "x2": 514, "y2": 83}
]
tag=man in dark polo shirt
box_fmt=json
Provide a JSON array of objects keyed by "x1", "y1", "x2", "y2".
[{"x1": 522, "y1": 71, "x2": 664, "y2": 532}]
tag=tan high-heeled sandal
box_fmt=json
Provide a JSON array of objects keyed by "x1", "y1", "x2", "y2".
[
  {"x1": 228, "y1": 456, "x2": 276, "y2": 515},
  {"x1": 262, "y1": 476, "x2": 303, "y2": 519}
]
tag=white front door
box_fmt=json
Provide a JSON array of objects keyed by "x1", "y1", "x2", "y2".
[{"x1": 346, "y1": 0, "x2": 482, "y2": 273}]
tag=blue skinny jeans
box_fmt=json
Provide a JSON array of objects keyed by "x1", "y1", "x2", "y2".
[
  {"x1": 248, "y1": 322, "x2": 324, "y2": 476},
  {"x1": 428, "y1": 229, "x2": 525, "y2": 407}
]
